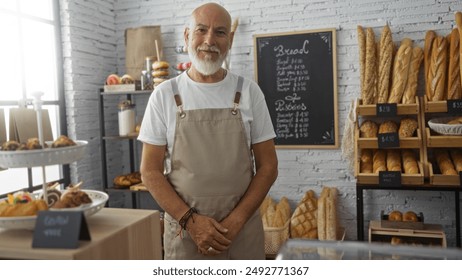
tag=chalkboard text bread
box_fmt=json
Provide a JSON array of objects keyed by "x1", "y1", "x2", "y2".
[{"x1": 388, "y1": 38, "x2": 413, "y2": 103}]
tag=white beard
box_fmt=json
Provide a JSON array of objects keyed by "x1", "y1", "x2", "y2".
[{"x1": 188, "y1": 44, "x2": 227, "y2": 76}]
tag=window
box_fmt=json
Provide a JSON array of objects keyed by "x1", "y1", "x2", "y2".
[{"x1": 0, "y1": 0, "x2": 67, "y2": 196}]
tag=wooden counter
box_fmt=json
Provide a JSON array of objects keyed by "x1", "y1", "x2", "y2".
[{"x1": 0, "y1": 208, "x2": 162, "y2": 260}]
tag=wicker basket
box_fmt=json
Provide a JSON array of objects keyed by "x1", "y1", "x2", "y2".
[{"x1": 263, "y1": 220, "x2": 290, "y2": 255}]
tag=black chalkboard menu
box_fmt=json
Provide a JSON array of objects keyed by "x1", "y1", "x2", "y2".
[{"x1": 254, "y1": 29, "x2": 338, "y2": 148}]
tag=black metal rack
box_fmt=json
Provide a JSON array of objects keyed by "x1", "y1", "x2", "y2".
[{"x1": 356, "y1": 183, "x2": 461, "y2": 247}]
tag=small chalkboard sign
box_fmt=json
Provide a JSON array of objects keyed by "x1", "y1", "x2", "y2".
[
  {"x1": 254, "y1": 29, "x2": 338, "y2": 148},
  {"x1": 447, "y1": 99, "x2": 462, "y2": 115},
  {"x1": 32, "y1": 211, "x2": 91, "y2": 249},
  {"x1": 379, "y1": 171, "x2": 401, "y2": 187},
  {"x1": 459, "y1": 171, "x2": 462, "y2": 187},
  {"x1": 376, "y1": 103, "x2": 397, "y2": 117},
  {"x1": 378, "y1": 132, "x2": 399, "y2": 148}
]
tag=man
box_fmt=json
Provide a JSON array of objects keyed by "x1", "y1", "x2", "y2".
[{"x1": 138, "y1": 2, "x2": 278, "y2": 260}]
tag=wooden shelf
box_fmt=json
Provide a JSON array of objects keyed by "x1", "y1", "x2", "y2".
[
  {"x1": 356, "y1": 98, "x2": 419, "y2": 116},
  {"x1": 425, "y1": 128, "x2": 462, "y2": 147}
]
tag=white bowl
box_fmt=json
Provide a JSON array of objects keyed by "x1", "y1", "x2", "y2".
[{"x1": 428, "y1": 117, "x2": 462, "y2": 135}]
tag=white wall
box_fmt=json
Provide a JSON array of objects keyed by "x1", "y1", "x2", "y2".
[{"x1": 60, "y1": 0, "x2": 462, "y2": 246}]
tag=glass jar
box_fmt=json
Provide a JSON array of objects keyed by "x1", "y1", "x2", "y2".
[{"x1": 118, "y1": 100, "x2": 136, "y2": 136}]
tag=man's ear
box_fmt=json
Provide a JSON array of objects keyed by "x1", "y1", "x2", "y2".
[{"x1": 184, "y1": 28, "x2": 190, "y2": 47}]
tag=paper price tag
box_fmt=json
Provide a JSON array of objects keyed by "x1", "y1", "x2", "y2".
[{"x1": 376, "y1": 103, "x2": 397, "y2": 117}]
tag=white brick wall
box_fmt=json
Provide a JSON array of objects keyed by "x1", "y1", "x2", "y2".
[{"x1": 61, "y1": 0, "x2": 462, "y2": 246}]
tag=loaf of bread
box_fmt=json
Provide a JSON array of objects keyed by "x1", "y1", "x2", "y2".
[
  {"x1": 429, "y1": 36, "x2": 448, "y2": 101},
  {"x1": 363, "y1": 27, "x2": 377, "y2": 105},
  {"x1": 402, "y1": 47, "x2": 423, "y2": 104},
  {"x1": 450, "y1": 149, "x2": 462, "y2": 172},
  {"x1": 261, "y1": 196, "x2": 276, "y2": 227},
  {"x1": 424, "y1": 30, "x2": 437, "y2": 101},
  {"x1": 398, "y1": 118, "x2": 418, "y2": 137},
  {"x1": 434, "y1": 149, "x2": 457, "y2": 175},
  {"x1": 290, "y1": 190, "x2": 318, "y2": 239},
  {"x1": 373, "y1": 150, "x2": 387, "y2": 173},
  {"x1": 360, "y1": 149, "x2": 373, "y2": 173},
  {"x1": 456, "y1": 12, "x2": 462, "y2": 100},
  {"x1": 386, "y1": 149, "x2": 402, "y2": 172},
  {"x1": 447, "y1": 28, "x2": 462, "y2": 100},
  {"x1": 403, "y1": 211, "x2": 418, "y2": 222},
  {"x1": 379, "y1": 120, "x2": 398, "y2": 134},
  {"x1": 359, "y1": 120, "x2": 378, "y2": 138},
  {"x1": 388, "y1": 210, "x2": 402, "y2": 221},
  {"x1": 273, "y1": 197, "x2": 291, "y2": 228},
  {"x1": 377, "y1": 25, "x2": 393, "y2": 104},
  {"x1": 402, "y1": 149, "x2": 419, "y2": 174},
  {"x1": 447, "y1": 116, "x2": 462, "y2": 124},
  {"x1": 388, "y1": 38, "x2": 413, "y2": 103},
  {"x1": 357, "y1": 25, "x2": 367, "y2": 103},
  {"x1": 317, "y1": 186, "x2": 338, "y2": 241}
]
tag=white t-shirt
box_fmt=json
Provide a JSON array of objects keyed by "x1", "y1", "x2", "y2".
[{"x1": 138, "y1": 71, "x2": 276, "y2": 172}]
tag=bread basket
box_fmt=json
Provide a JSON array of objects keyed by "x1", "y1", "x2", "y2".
[
  {"x1": 428, "y1": 117, "x2": 462, "y2": 135},
  {"x1": 263, "y1": 220, "x2": 290, "y2": 256}
]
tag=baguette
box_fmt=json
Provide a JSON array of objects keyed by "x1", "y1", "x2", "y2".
[
  {"x1": 326, "y1": 187, "x2": 338, "y2": 241},
  {"x1": 388, "y1": 38, "x2": 413, "y2": 103},
  {"x1": 402, "y1": 149, "x2": 419, "y2": 174},
  {"x1": 317, "y1": 187, "x2": 329, "y2": 240},
  {"x1": 377, "y1": 25, "x2": 393, "y2": 103},
  {"x1": 357, "y1": 26, "x2": 367, "y2": 103},
  {"x1": 429, "y1": 36, "x2": 448, "y2": 101},
  {"x1": 360, "y1": 149, "x2": 373, "y2": 173},
  {"x1": 424, "y1": 30, "x2": 437, "y2": 101},
  {"x1": 435, "y1": 149, "x2": 457, "y2": 175},
  {"x1": 386, "y1": 149, "x2": 402, "y2": 172},
  {"x1": 402, "y1": 47, "x2": 423, "y2": 104},
  {"x1": 450, "y1": 149, "x2": 462, "y2": 172},
  {"x1": 373, "y1": 150, "x2": 387, "y2": 173},
  {"x1": 447, "y1": 28, "x2": 462, "y2": 100},
  {"x1": 363, "y1": 27, "x2": 377, "y2": 105}
]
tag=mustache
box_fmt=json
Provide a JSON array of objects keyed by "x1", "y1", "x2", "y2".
[{"x1": 197, "y1": 45, "x2": 221, "y2": 54}]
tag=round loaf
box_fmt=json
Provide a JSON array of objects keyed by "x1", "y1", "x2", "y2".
[
  {"x1": 359, "y1": 120, "x2": 378, "y2": 138},
  {"x1": 403, "y1": 211, "x2": 418, "y2": 222},
  {"x1": 388, "y1": 210, "x2": 402, "y2": 221}
]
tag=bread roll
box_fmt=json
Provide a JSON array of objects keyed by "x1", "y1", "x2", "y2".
[
  {"x1": 450, "y1": 149, "x2": 462, "y2": 172},
  {"x1": 447, "y1": 28, "x2": 462, "y2": 100},
  {"x1": 386, "y1": 149, "x2": 402, "y2": 172},
  {"x1": 359, "y1": 120, "x2": 378, "y2": 138},
  {"x1": 377, "y1": 25, "x2": 393, "y2": 103},
  {"x1": 429, "y1": 36, "x2": 448, "y2": 101},
  {"x1": 363, "y1": 27, "x2": 377, "y2": 105},
  {"x1": 402, "y1": 47, "x2": 423, "y2": 104},
  {"x1": 424, "y1": 30, "x2": 437, "y2": 101},
  {"x1": 290, "y1": 190, "x2": 318, "y2": 239},
  {"x1": 434, "y1": 149, "x2": 457, "y2": 175},
  {"x1": 403, "y1": 211, "x2": 418, "y2": 222},
  {"x1": 402, "y1": 149, "x2": 419, "y2": 174},
  {"x1": 398, "y1": 118, "x2": 418, "y2": 138},
  {"x1": 360, "y1": 149, "x2": 373, "y2": 173},
  {"x1": 378, "y1": 120, "x2": 398, "y2": 134},
  {"x1": 388, "y1": 210, "x2": 403, "y2": 221},
  {"x1": 373, "y1": 150, "x2": 387, "y2": 173},
  {"x1": 357, "y1": 25, "x2": 367, "y2": 103},
  {"x1": 388, "y1": 38, "x2": 413, "y2": 103}
]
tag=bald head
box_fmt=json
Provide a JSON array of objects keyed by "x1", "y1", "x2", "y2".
[{"x1": 189, "y1": 2, "x2": 232, "y2": 30}]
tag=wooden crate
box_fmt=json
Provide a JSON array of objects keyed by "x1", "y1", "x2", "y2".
[
  {"x1": 355, "y1": 126, "x2": 422, "y2": 149},
  {"x1": 424, "y1": 100, "x2": 448, "y2": 113},
  {"x1": 369, "y1": 220, "x2": 446, "y2": 247},
  {"x1": 425, "y1": 128, "x2": 462, "y2": 148},
  {"x1": 356, "y1": 98, "x2": 420, "y2": 116},
  {"x1": 429, "y1": 162, "x2": 461, "y2": 186},
  {"x1": 379, "y1": 211, "x2": 424, "y2": 230}
]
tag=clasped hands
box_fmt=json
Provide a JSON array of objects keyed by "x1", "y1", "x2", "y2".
[{"x1": 186, "y1": 213, "x2": 234, "y2": 255}]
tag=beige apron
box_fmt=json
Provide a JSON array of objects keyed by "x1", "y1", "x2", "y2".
[{"x1": 163, "y1": 76, "x2": 265, "y2": 260}]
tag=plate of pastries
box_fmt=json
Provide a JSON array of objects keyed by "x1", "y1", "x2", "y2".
[
  {"x1": 0, "y1": 182, "x2": 108, "y2": 230},
  {"x1": 0, "y1": 135, "x2": 87, "y2": 168}
]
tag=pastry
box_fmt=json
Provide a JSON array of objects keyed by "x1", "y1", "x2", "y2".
[
  {"x1": 429, "y1": 36, "x2": 448, "y2": 101},
  {"x1": 290, "y1": 190, "x2": 318, "y2": 239},
  {"x1": 360, "y1": 149, "x2": 373, "y2": 173},
  {"x1": 424, "y1": 30, "x2": 437, "y2": 101},
  {"x1": 127, "y1": 172, "x2": 142, "y2": 185},
  {"x1": 402, "y1": 149, "x2": 419, "y2": 174},
  {"x1": 379, "y1": 120, "x2": 398, "y2": 134},
  {"x1": 403, "y1": 211, "x2": 418, "y2": 222},
  {"x1": 447, "y1": 28, "x2": 462, "y2": 100},
  {"x1": 388, "y1": 38, "x2": 413, "y2": 104},
  {"x1": 26, "y1": 138, "x2": 44, "y2": 150},
  {"x1": 398, "y1": 118, "x2": 418, "y2": 137},
  {"x1": 386, "y1": 150, "x2": 402, "y2": 172},
  {"x1": 377, "y1": 25, "x2": 393, "y2": 104},
  {"x1": 402, "y1": 47, "x2": 423, "y2": 104},
  {"x1": 1, "y1": 140, "x2": 20, "y2": 151},
  {"x1": 52, "y1": 187, "x2": 92, "y2": 209},
  {"x1": 51, "y1": 135, "x2": 76, "y2": 148},
  {"x1": 391, "y1": 236, "x2": 403, "y2": 245},
  {"x1": 388, "y1": 210, "x2": 403, "y2": 221},
  {"x1": 373, "y1": 150, "x2": 387, "y2": 173},
  {"x1": 359, "y1": 120, "x2": 378, "y2": 138},
  {"x1": 434, "y1": 149, "x2": 457, "y2": 175},
  {"x1": 113, "y1": 174, "x2": 133, "y2": 188}
]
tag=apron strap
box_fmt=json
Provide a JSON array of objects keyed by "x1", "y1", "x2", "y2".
[
  {"x1": 171, "y1": 78, "x2": 186, "y2": 118},
  {"x1": 232, "y1": 76, "x2": 244, "y2": 115}
]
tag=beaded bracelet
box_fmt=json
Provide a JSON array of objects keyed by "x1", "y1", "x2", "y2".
[{"x1": 178, "y1": 207, "x2": 198, "y2": 230}]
